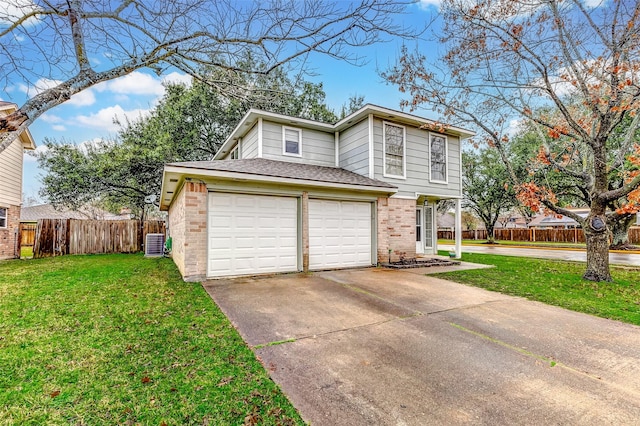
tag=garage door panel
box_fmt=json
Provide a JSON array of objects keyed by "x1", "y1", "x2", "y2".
[
  {"x1": 208, "y1": 193, "x2": 298, "y2": 277},
  {"x1": 309, "y1": 200, "x2": 372, "y2": 270}
]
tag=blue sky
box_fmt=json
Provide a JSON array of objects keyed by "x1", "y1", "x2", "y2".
[{"x1": 1, "y1": 1, "x2": 440, "y2": 200}]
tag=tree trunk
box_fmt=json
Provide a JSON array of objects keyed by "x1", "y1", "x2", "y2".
[
  {"x1": 486, "y1": 223, "x2": 496, "y2": 243},
  {"x1": 583, "y1": 218, "x2": 613, "y2": 282},
  {"x1": 609, "y1": 215, "x2": 636, "y2": 250}
]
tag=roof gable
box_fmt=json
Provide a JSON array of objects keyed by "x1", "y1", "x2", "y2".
[{"x1": 214, "y1": 104, "x2": 475, "y2": 160}]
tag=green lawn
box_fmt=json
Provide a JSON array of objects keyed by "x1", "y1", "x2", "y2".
[
  {"x1": 20, "y1": 246, "x2": 33, "y2": 259},
  {"x1": 435, "y1": 252, "x2": 640, "y2": 326},
  {"x1": 0, "y1": 254, "x2": 303, "y2": 425}
]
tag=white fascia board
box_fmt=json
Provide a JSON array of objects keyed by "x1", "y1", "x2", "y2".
[
  {"x1": 162, "y1": 165, "x2": 397, "y2": 195},
  {"x1": 415, "y1": 191, "x2": 463, "y2": 200}
]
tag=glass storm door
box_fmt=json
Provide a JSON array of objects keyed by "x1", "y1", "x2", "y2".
[
  {"x1": 416, "y1": 208, "x2": 423, "y2": 253},
  {"x1": 424, "y1": 206, "x2": 434, "y2": 253}
]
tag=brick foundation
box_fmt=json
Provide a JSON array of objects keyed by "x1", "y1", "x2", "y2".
[
  {"x1": 377, "y1": 197, "x2": 416, "y2": 263},
  {"x1": 0, "y1": 204, "x2": 20, "y2": 259}
]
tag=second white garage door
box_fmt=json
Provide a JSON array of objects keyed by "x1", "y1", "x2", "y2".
[
  {"x1": 208, "y1": 193, "x2": 298, "y2": 277},
  {"x1": 309, "y1": 200, "x2": 372, "y2": 269}
]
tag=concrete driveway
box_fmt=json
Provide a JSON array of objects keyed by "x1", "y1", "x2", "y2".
[{"x1": 203, "y1": 268, "x2": 640, "y2": 425}]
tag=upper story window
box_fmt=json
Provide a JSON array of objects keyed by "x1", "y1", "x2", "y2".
[
  {"x1": 0, "y1": 207, "x2": 7, "y2": 228},
  {"x1": 430, "y1": 133, "x2": 448, "y2": 183},
  {"x1": 230, "y1": 144, "x2": 239, "y2": 159},
  {"x1": 383, "y1": 122, "x2": 406, "y2": 178},
  {"x1": 282, "y1": 126, "x2": 302, "y2": 157}
]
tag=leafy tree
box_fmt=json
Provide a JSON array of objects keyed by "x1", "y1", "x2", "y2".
[
  {"x1": 512, "y1": 110, "x2": 640, "y2": 249},
  {"x1": 36, "y1": 69, "x2": 350, "y2": 217},
  {"x1": 0, "y1": 0, "x2": 415, "y2": 152},
  {"x1": 461, "y1": 210, "x2": 479, "y2": 231},
  {"x1": 462, "y1": 149, "x2": 517, "y2": 243},
  {"x1": 384, "y1": 0, "x2": 640, "y2": 281}
]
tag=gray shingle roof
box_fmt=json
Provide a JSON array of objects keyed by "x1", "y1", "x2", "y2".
[
  {"x1": 20, "y1": 204, "x2": 131, "y2": 222},
  {"x1": 167, "y1": 158, "x2": 397, "y2": 189}
]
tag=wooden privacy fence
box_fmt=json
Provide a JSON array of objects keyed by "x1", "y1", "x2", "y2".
[
  {"x1": 438, "y1": 227, "x2": 640, "y2": 244},
  {"x1": 19, "y1": 223, "x2": 37, "y2": 247},
  {"x1": 33, "y1": 219, "x2": 166, "y2": 258}
]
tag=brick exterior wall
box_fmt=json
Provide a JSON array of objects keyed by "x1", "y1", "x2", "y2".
[
  {"x1": 377, "y1": 197, "x2": 416, "y2": 263},
  {"x1": 0, "y1": 204, "x2": 20, "y2": 259},
  {"x1": 169, "y1": 182, "x2": 208, "y2": 281}
]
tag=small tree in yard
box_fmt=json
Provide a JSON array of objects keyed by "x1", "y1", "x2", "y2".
[
  {"x1": 0, "y1": 0, "x2": 415, "y2": 152},
  {"x1": 384, "y1": 0, "x2": 640, "y2": 281},
  {"x1": 462, "y1": 149, "x2": 517, "y2": 243}
]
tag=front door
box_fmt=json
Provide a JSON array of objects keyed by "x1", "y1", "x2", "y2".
[
  {"x1": 424, "y1": 205, "x2": 434, "y2": 254},
  {"x1": 416, "y1": 207, "x2": 423, "y2": 253}
]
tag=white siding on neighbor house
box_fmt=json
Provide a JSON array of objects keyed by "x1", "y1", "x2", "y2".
[
  {"x1": 261, "y1": 120, "x2": 335, "y2": 166},
  {"x1": 0, "y1": 137, "x2": 24, "y2": 206},
  {"x1": 339, "y1": 118, "x2": 369, "y2": 177},
  {"x1": 372, "y1": 118, "x2": 461, "y2": 198},
  {"x1": 241, "y1": 123, "x2": 259, "y2": 159}
]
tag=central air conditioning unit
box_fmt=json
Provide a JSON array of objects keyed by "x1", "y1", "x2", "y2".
[{"x1": 145, "y1": 233, "x2": 165, "y2": 257}]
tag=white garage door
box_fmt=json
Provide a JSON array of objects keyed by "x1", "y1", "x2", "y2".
[
  {"x1": 309, "y1": 200, "x2": 372, "y2": 269},
  {"x1": 208, "y1": 193, "x2": 298, "y2": 277}
]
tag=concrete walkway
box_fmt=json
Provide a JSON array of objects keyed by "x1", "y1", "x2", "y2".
[
  {"x1": 441, "y1": 244, "x2": 640, "y2": 267},
  {"x1": 204, "y1": 268, "x2": 640, "y2": 425}
]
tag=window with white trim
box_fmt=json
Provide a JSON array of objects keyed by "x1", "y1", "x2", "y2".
[
  {"x1": 383, "y1": 122, "x2": 406, "y2": 178},
  {"x1": 230, "y1": 144, "x2": 239, "y2": 159},
  {"x1": 282, "y1": 127, "x2": 302, "y2": 157},
  {"x1": 0, "y1": 207, "x2": 7, "y2": 228},
  {"x1": 430, "y1": 134, "x2": 448, "y2": 183}
]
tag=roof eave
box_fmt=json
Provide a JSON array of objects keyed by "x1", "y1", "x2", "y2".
[
  {"x1": 160, "y1": 165, "x2": 397, "y2": 210},
  {"x1": 335, "y1": 104, "x2": 476, "y2": 139}
]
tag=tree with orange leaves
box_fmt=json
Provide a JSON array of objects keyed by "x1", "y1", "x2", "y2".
[{"x1": 384, "y1": 0, "x2": 640, "y2": 282}]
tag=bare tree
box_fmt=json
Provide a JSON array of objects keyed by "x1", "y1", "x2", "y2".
[
  {"x1": 384, "y1": 0, "x2": 640, "y2": 281},
  {"x1": 0, "y1": 0, "x2": 417, "y2": 152}
]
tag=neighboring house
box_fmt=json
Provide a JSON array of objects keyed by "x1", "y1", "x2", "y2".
[
  {"x1": 437, "y1": 212, "x2": 455, "y2": 230},
  {"x1": 0, "y1": 101, "x2": 36, "y2": 259},
  {"x1": 495, "y1": 213, "x2": 528, "y2": 229},
  {"x1": 20, "y1": 204, "x2": 132, "y2": 223},
  {"x1": 160, "y1": 104, "x2": 474, "y2": 281},
  {"x1": 527, "y1": 208, "x2": 589, "y2": 229}
]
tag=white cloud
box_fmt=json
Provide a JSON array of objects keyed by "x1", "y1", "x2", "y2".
[
  {"x1": 40, "y1": 113, "x2": 63, "y2": 124},
  {"x1": 52, "y1": 124, "x2": 66, "y2": 131},
  {"x1": 19, "y1": 78, "x2": 96, "y2": 107},
  {"x1": 162, "y1": 71, "x2": 192, "y2": 86},
  {"x1": 583, "y1": 0, "x2": 604, "y2": 8},
  {"x1": 66, "y1": 90, "x2": 96, "y2": 107},
  {"x1": 24, "y1": 144, "x2": 48, "y2": 163},
  {"x1": 95, "y1": 70, "x2": 191, "y2": 97},
  {"x1": 74, "y1": 105, "x2": 151, "y2": 132},
  {"x1": 97, "y1": 71, "x2": 165, "y2": 96},
  {"x1": 506, "y1": 119, "x2": 524, "y2": 137},
  {"x1": 0, "y1": 0, "x2": 40, "y2": 27},
  {"x1": 418, "y1": 0, "x2": 441, "y2": 9}
]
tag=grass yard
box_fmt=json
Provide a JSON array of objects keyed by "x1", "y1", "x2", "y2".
[
  {"x1": 0, "y1": 254, "x2": 303, "y2": 425},
  {"x1": 435, "y1": 252, "x2": 640, "y2": 326},
  {"x1": 20, "y1": 246, "x2": 33, "y2": 259}
]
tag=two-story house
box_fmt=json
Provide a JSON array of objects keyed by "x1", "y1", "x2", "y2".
[
  {"x1": 0, "y1": 101, "x2": 36, "y2": 259},
  {"x1": 160, "y1": 104, "x2": 473, "y2": 281}
]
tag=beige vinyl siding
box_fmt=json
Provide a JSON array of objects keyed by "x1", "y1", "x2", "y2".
[
  {"x1": 241, "y1": 123, "x2": 259, "y2": 158},
  {"x1": 0, "y1": 137, "x2": 24, "y2": 206},
  {"x1": 261, "y1": 120, "x2": 335, "y2": 166},
  {"x1": 339, "y1": 118, "x2": 369, "y2": 176},
  {"x1": 372, "y1": 118, "x2": 462, "y2": 198}
]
